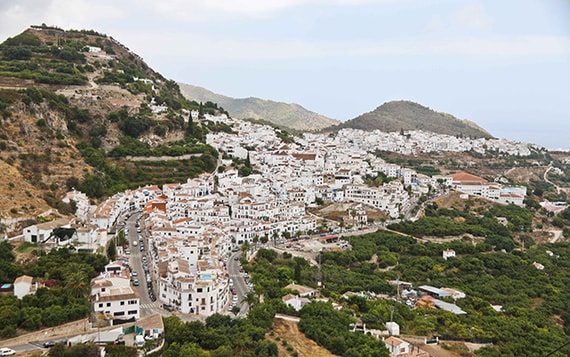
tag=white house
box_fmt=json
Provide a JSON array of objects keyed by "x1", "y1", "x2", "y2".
[
  {"x1": 443, "y1": 249, "x2": 456, "y2": 260},
  {"x1": 285, "y1": 283, "x2": 319, "y2": 298},
  {"x1": 14, "y1": 275, "x2": 36, "y2": 299},
  {"x1": 384, "y1": 336, "x2": 410, "y2": 356},
  {"x1": 91, "y1": 272, "x2": 140, "y2": 325},
  {"x1": 282, "y1": 294, "x2": 310, "y2": 311},
  {"x1": 23, "y1": 218, "x2": 72, "y2": 243}
]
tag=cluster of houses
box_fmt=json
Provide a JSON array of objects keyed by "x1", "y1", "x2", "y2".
[
  {"x1": 206, "y1": 116, "x2": 528, "y2": 214},
  {"x1": 330, "y1": 128, "x2": 536, "y2": 156},
  {"x1": 9, "y1": 112, "x2": 534, "y2": 332}
]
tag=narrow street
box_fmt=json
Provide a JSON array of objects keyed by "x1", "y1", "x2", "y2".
[{"x1": 227, "y1": 251, "x2": 250, "y2": 316}]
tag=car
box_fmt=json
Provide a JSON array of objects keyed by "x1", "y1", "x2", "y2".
[
  {"x1": 131, "y1": 271, "x2": 138, "y2": 277},
  {"x1": 43, "y1": 340, "x2": 56, "y2": 348},
  {"x1": 132, "y1": 279, "x2": 139, "y2": 286},
  {"x1": 0, "y1": 348, "x2": 16, "y2": 356},
  {"x1": 233, "y1": 256, "x2": 239, "y2": 261},
  {"x1": 163, "y1": 304, "x2": 175, "y2": 312}
]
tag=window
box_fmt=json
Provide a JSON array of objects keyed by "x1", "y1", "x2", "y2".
[
  {"x1": 114, "y1": 311, "x2": 125, "y2": 316},
  {"x1": 106, "y1": 303, "x2": 111, "y2": 307},
  {"x1": 197, "y1": 288, "x2": 203, "y2": 293},
  {"x1": 98, "y1": 303, "x2": 103, "y2": 308},
  {"x1": 128, "y1": 310, "x2": 137, "y2": 315},
  {"x1": 120, "y1": 301, "x2": 125, "y2": 305}
]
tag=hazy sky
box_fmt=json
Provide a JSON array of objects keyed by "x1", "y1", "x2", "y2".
[{"x1": 1, "y1": 0, "x2": 569, "y2": 149}]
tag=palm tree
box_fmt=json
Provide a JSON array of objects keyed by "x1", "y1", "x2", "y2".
[
  {"x1": 65, "y1": 271, "x2": 89, "y2": 299},
  {"x1": 241, "y1": 291, "x2": 259, "y2": 309}
]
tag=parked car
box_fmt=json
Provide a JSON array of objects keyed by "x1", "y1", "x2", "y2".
[
  {"x1": 43, "y1": 340, "x2": 56, "y2": 348},
  {"x1": 0, "y1": 348, "x2": 16, "y2": 356},
  {"x1": 163, "y1": 304, "x2": 175, "y2": 312}
]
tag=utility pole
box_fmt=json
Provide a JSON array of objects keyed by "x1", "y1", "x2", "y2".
[{"x1": 317, "y1": 250, "x2": 322, "y2": 287}]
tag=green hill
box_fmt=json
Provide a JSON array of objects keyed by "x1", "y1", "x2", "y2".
[
  {"x1": 335, "y1": 100, "x2": 493, "y2": 138},
  {"x1": 0, "y1": 26, "x2": 223, "y2": 218},
  {"x1": 179, "y1": 83, "x2": 339, "y2": 131}
]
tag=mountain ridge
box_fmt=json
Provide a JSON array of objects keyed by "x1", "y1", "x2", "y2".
[
  {"x1": 179, "y1": 83, "x2": 340, "y2": 131},
  {"x1": 180, "y1": 83, "x2": 493, "y2": 139}
]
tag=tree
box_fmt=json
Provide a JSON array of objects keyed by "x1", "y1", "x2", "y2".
[
  {"x1": 241, "y1": 241, "x2": 250, "y2": 256},
  {"x1": 107, "y1": 240, "x2": 116, "y2": 261},
  {"x1": 242, "y1": 291, "x2": 259, "y2": 308},
  {"x1": 65, "y1": 271, "x2": 89, "y2": 299},
  {"x1": 245, "y1": 151, "x2": 251, "y2": 168}
]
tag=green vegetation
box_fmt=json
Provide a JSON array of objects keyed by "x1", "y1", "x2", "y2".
[
  {"x1": 299, "y1": 302, "x2": 389, "y2": 356},
  {"x1": 336, "y1": 100, "x2": 492, "y2": 139},
  {"x1": 246, "y1": 212, "x2": 570, "y2": 356},
  {"x1": 387, "y1": 204, "x2": 532, "y2": 251},
  {"x1": 0, "y1": 32, "x2": 88, "y2": 85},
  {"x1": 47, "y1": 342, "x2": 100, "y2": 357},
  {"x1": 160, "y1": 306, "x2": 280, "y2": 356},
  {"x1": 0, "y1": 245, "x2": 108, "y2": 337}
]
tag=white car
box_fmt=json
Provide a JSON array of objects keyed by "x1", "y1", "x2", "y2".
[{"x1": 0, "y1": 348, "x2": 16, "y2": 356}]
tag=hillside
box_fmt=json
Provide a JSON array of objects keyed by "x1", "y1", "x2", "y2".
[
  {"x1": 0, "y1": 26, "x2": 222, "y2": 226},
  {"x1": 335, "y1": 100, "x2": 493, "y2": 138},
  {"x1": 179, "y1": 83, "x2": 339, "y2": 131}
]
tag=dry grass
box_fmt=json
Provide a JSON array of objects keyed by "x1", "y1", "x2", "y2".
[{"x1": 267, "y1": 317, "x2": 338, "y2": 357}]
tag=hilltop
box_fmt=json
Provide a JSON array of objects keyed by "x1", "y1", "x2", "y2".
[
  {"x1": 0, "y1": 25, "x2": 223, "y2": 225},
  {"x1": 334, "y1": 100, "x2": 493, "y2": 138},
  {"x1": 179, "y1": 83, "x2": 339, "y2": 131}
]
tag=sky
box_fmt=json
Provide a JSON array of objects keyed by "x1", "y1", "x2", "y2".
[{"x1": 1, "y1": 0, "x2": 569, "y2": 150}]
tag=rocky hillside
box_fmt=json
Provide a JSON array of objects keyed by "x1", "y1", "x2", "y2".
[
  {"x1": 179, "y1": 83, "x2": 339, "y2": 131},
  {"x1": 335, "y1": 100, "x2": 493, "y2": 138},
  {"x1": 0, "y1": 26, "x2": 221, "y2": 227}
]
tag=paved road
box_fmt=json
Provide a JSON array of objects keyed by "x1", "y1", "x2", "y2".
[
  {"x1": 125, "y1": 213, "x2": 160, "y2": 316},
  {"x1": 227, "y1": 251, "x2": 250, "y2": 316}
]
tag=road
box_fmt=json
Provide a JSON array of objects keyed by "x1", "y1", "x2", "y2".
[
  {"x1": 544, "y1": 165, "x2": 561, "y2": 194},
  {"x1": 124, "y1": 212, "x2": 160, "y2": 316},
  {"x1": 227, "y1": 251, "x2": 250, "y2": 316}
]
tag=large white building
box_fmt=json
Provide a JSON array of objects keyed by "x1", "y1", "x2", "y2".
[
  {"x1": 158, "y1": 258, "x2": 230, "y2": 316},
  {"x1": 91, "y1": 266, "x2": 140, "y2": 325},
  {"x1": 449, "y1": 172, "x2": 526, "y2": 206}
]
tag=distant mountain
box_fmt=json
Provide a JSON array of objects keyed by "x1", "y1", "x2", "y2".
[
  {"x1": 335, "y1": 100, "x2": 493, "y2": 138},
  {"x1": 179, "y1": 83, "x2": 339, "y2": 131}
]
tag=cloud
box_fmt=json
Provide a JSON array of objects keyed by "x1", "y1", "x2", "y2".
[
  {"x1": 138, "y1": 0, "x2": 404, "y2": 20},
  {"x1": 452, "y1": 3, "x2": 492, "y2": 30},
  {"x1": 127, "y1": 28, "x2": 570, "y2": 67},
  {"x1": 424, "y1": 2, "x2": 492, "y2": 35},
  {"x1": 0, "y1": 0, "x2": 124, "y2": 42}
]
